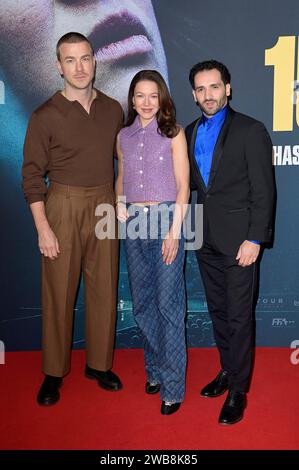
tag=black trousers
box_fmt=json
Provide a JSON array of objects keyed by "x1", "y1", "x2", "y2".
[{"x1": 196, "y1": 236, "x2": 258, "y2": 392}]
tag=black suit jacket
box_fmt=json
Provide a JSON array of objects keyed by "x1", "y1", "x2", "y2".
[{"x1": 185, "y1": 107, "x2": 275, "y2": 255}]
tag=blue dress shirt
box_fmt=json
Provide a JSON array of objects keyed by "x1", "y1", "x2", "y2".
[
  {"x1": 194, "y1": 106, "x2": 260, "y2": 245},
  {"x1": 194, "y1": 105, "x2": 228, "y2": 187}
]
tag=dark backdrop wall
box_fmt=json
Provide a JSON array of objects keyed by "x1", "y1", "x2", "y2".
[{"x1": 1, "y1": 0, "x2": 298, "y2": 351}]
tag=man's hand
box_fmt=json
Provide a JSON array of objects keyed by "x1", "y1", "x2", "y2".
[
  {"x1": 29, "y1": 200, "x2": 60, "y2": 260},
  {"x1": 162, "y1": 232, "x2": 179, "y2": 265},
  {"x1": 236, "y1": 240, "x2": 260, "y2": 267},
  {"x1": 37, "y1": 221, "x2": 60, "y2": 260}
]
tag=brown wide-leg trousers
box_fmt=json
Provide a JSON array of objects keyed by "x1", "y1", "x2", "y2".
[{"x1": 41, "y1": 182, "x2": 118, "y2": 377}]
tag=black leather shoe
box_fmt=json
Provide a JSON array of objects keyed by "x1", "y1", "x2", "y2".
[
  {"x1": 200, "y1": 370, "x2": 230, "y2": 398},
  {"x1": 161, "y1": 401, "x2": 181, "y2": 415},
  {"x1": 37, "y1": 375, "x2": 63, "y2": 406},
  {"x1": 85, "y1": 365, "x2": 122, "y2": 391},
  {"x1": 145, "y1": 382, "x2": 160, "y2": 394},
  {"x1": 218, "y1": 391, "x2": 247, "y2": 425}
]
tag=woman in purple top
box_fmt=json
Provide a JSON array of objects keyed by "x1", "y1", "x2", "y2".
[{"x1": 115, "y1": 70, "x2": 190, "y2": 415}]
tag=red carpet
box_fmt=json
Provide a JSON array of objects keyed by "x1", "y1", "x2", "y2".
[{"x1": 0, "y1": 348, "x2": 298, "y2": 450}]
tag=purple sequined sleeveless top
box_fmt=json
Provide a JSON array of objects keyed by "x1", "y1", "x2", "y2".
[{"x1": 119, "y1": 116, "x2": 177, "y2": 203}]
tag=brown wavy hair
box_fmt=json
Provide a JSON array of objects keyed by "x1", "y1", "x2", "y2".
[{"x1": 126, "y1": 70, "x2": 179, "y2": 138}]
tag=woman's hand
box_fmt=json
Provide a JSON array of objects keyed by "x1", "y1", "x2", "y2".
[
  {"x1": 116, "y1": 201, "x2": 129, "y2": 223},
  {"x1": 162, "y1": 232, "x2": 179, "y2": 265}
]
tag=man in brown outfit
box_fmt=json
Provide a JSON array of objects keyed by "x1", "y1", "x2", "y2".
[{"x1": 22, "y1": 32, "x2": 123, "y2": 405}]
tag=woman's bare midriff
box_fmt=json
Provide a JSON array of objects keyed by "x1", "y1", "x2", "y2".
[{"x1": 130, "y1": 201, "x2": 161, "y2": 206}]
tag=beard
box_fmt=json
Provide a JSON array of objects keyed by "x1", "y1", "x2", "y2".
[{"x1": 199, "y1": 96, "x2": 227, "y2": 116}]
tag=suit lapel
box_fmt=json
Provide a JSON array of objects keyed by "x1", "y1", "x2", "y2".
[
  {"x1": 207, "y1": 107, "x2": 235, "y2": 191},
  {"x1": 190, "y1": 117, "x2": 208, "y2": 193}
]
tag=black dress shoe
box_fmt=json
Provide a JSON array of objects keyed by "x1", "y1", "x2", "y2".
[
  {"x1": 161, "y1": 401, "x2": 181, "y2": 415},
  {"x1": 85, "y1": 365, "x2": 122, "y2": 391},
  {"x1": 200, "y1": 370, "x2": 230, "y2": 398},
  {"x1": 37, "y1": 375, "x2": 63, "y2": 406},
  {"x1": 218, "y1": 390, "x2": 247, "y2": 425},
  {"x1": 145, "y1": 382, "x2": 160, "y2": 394}
]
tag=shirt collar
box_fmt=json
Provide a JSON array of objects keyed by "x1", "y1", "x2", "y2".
[
  {"x1": 202, "y1": 105, "x2": 228, "y2": 128},
  {"x1": 127, "y1": 115, "x2": 158, "y2": 136},
  {"x1": 51, "y1": 88, "x2": 102, "y2": 116}
]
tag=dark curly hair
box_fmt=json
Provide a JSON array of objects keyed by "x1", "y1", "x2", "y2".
[{"x1": 189, "y1": 60, "x2": 231, "y2": 89}]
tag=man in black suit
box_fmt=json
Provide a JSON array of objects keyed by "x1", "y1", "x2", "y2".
[{"x1": 185, "y1": 60, "x2": 275, "y2": 425}]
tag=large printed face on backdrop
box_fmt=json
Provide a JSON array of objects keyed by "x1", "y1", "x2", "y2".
[{"x1": 0, "y1": 0, "x2": 168, "y2": 112}]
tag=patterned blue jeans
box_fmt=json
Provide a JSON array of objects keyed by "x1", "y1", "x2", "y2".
[{"x1": 124, "y1": 202, "x2": 187, "y2": 403}]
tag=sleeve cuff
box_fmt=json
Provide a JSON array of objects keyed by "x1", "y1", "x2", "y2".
[
  {"x1": 249, "y1": 240, "x2": 260, "y2": 245},
  {"x1": 26, "y1": 194, "x2": 45, "y2": 204}
]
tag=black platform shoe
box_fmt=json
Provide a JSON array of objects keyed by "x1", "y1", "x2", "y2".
[
  {"x1": 145, "y1": 382, "x2": 160, "y2": 394},
  {"x1": 161, "y1": 401, "x2": 181, "y2": 415}
]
